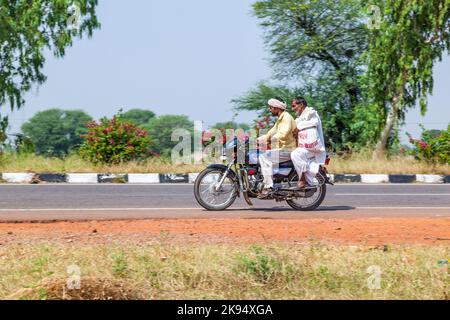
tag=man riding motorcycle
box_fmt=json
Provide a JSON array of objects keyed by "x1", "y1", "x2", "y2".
[
  {"x1": 256, "y1": 98, "x2": 297, "y2": 198},
  {"x1": 291, "y1": 97, "x2": 327, "y2": 188}
]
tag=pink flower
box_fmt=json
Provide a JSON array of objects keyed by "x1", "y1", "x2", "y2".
[
  {"x1": 86, "y1": 121, "x2": 98, "y2": 128},
  {"x1": 137, "y1": 131, "x2": 147, "y2": 137},
  {"x1": 149, "y1": 150, "x2": 161, "y2": 158},
  {"x1": 418, "y1": 141, "x2": 427, "y2": 149},
  {"x1": 202, "y1": 131, "x2": 213, "y2": 144}
]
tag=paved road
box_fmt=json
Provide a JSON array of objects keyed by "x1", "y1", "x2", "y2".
[{"x1": 0, "y1": 184, "x2": 449, "y2": 221}]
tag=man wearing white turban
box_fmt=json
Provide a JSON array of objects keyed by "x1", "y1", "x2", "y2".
[{"x1": 256, "y1": 98, "x2": 297, "y2": 198}]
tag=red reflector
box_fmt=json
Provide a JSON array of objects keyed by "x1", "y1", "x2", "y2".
[
  {"x1": 325, "y1": 158, "x2": 330, "y2": 165},
  {"x1": 248, "y1": 169, "x2": 255, "y2": 175}
]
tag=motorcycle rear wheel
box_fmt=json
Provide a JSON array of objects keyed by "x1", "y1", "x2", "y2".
[{"x1": 286, "y1": 172, "x2": 326, "y2": 211}]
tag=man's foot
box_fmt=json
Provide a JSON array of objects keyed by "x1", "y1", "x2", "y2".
[
  {"x1": 258, "y1": 188, "x2": 272, "y2": 199},
  {"x1": 297, "y1": 173, "x2": 307, "y2": 189},
  {"x1": 297, "y1": 181, "x2": 307, "y2": 189}
]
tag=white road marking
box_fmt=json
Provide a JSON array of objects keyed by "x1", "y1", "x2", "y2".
[
  {"x1": 356, "y1": 207, "x2": 450, "y2": 210},
  {"x1": 335, "y1": 194, "x2": 450, "y2": 196},
  {"x1": 0, "y1": 207, "x2": 449, "y2": 212},
  {"x1": 0, "y1": 183, "x2": 448, "y2": 186}
]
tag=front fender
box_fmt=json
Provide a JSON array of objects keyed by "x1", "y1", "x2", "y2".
[{"x1": 206, "y1": 164, "x2": 237, "y2": 176}]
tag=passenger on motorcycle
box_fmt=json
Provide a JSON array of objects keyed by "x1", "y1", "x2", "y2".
[
  {"x1": 291, "y1": 97, "x2": 327, "y2": 189},
  {"x1": 256, "y1": 98, "x2": 297, "y2": 198}
]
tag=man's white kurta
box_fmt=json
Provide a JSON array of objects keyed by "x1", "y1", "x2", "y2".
[{"x1": 294, "y1": 107, "x2": 326, "y2": 175}]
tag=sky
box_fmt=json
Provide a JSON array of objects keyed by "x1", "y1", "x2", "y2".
[{"x1": 4, "y1": 0, "x2": 449, "y2": 144}]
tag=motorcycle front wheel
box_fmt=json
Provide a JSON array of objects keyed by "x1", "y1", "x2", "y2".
[{"x1": 194, "y1": 167, "x2": 239, "y2": 211}]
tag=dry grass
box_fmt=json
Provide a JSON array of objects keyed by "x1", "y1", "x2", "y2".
[
  {"x1": 0, "y1": 152, "x2": 448, "y2": 174},
  {"x1": 0, "y1": 243, "x2": 448, "y2": 300},
  {"x1": 329, "y1": 153, "x2": 450, "y2": 175},
  {"x1": 0, "y1": 153, "x2": 205, "y2": 174}
]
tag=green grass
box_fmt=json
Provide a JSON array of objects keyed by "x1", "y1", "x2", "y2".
[
  {"x1": 0, "y1": 152, "x2": 448, "y2": 174},
  {"x1": 0, "y1": 243, "x2": 448, "y2": 300}
]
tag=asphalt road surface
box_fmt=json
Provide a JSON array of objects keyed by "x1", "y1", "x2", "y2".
[{"x1": 0, "y1": 184, "x2": 449, "y2": 221}]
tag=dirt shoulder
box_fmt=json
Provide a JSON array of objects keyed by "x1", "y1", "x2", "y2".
[{"x1": 0, "y1": 217, "x2": 449, "y2": 246}]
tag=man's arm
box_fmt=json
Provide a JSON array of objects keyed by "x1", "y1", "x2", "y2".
[{"x1": 257, "y1": 125, "x2": 276, "y2": 144}]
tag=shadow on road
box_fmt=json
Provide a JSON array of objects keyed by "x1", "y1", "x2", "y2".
[{"x1": 227, "y1": 206, "x2": 355, "y2": 212}]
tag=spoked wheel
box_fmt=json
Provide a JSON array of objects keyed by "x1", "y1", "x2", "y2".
[
  {"x1": 194, "y1": 168, "x2": 238, "y2": 211},
  {"x1": 286, "y1": 171, "x2": 326, "y2": 211}
]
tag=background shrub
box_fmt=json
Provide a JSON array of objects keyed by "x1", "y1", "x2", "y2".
[
  {"x1": 407, "y1": 124, "x2": 450, "y2": 165},
  {"x1": 79, "y1": 114, "x2": 151, "y2": 164}
]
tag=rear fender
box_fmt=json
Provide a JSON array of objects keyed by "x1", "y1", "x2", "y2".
[{"x1": 320, "y1": 166, "x2": 334, "y2": 185}]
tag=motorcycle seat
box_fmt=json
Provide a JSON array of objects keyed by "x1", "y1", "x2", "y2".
[{"x1": 279, "y1": 160, "x2": 294, "y2": 168}]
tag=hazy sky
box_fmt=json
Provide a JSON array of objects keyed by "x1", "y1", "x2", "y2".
[{"x1": 4, "y1": 0, "x2": 449, "y2": 144}]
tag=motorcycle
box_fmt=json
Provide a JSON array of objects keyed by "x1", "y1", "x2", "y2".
[{"x1": 194, "y1": 137, "x2": 333, "y2": 211}]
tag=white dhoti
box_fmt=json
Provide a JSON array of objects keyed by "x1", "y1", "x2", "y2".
[
  {"x1": 290, "y1": 148, "x2": 320, "y2": 185},
  {"x1": 259, "y1": 150, "x2": 292, "y2": 188}
]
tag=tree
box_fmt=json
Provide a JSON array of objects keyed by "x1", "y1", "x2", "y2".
[
  {"x1": 0, "y1": 115, "x2": 7, "y2": 153},
  {"x1": 212, "y1": 121, "x2": 250, "y2": 131},
  {"x1": 0, "y1": 0, "x2": 100, "y2": 136},
  {"x1": 121, "y1": 109, "x2": 156, "y2": 127},
  {"x1": 252, "y1": 0, "x2": 369, "y2": 109},
  {"x1": 233, "y1": 0, "x2": 380, "y2": 151},
  {"x1": 368, "y1": 0, "x2": 450, "y2": 157},
  {"x1": 143, "y1": 115, "x2": 194, "y2": 157},
  {"x1": 21, "y1": 109, "x2": 92, "y2": 157}
]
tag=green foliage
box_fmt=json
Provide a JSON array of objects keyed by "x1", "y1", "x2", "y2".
[
  {"x1": 251, "y1": 0, "x2": 369, "y2": 113},
  {"x1": 235, "y1": 246, "x2": 282, "y2": 284},
  {"x1": 121, "y1": 109, "x2": 156, "y2": 127},
  {"x1": 21, "y1": 109, "x2": 92, "y2": 157},
  {"x1": 0, "y1": 0, "x2": 100, "y2": 111},
  {"x1": 13, "y1": 134, "x2": 35, "y2": 155},
  {"x1": 407, "y1": 124, "x2": 450, "y2": 165},
  {"x1": 238, "y1": 0, "x2": 450, "y2": 154},
  {"x1": 252, "y1": 0, "x2": 368, "y2": 87},
  {"x1": 367, "y1": 0, "x2": 450, "y2": 154},
  {"x1": 233, "y1": 82, "x2": 383, "y2": 151},
  {"x1": 143, "y1": 115, "x2": 194, "y2": 157},
  {"x1": 111, "y1": 251, "x2": 129, "y2": 277},
  {"x1": 212, "y1": 121, "x2": 250, "y2": 131},
  {"x1": 79, "y1": 113, "x2": 151, "y2": 164},
  {"x1": 234, "y1": 0, "x2": 380, "y2": 151},
  {"x1": 0, "y1": 115, "x2": 8, "y2": 153}
]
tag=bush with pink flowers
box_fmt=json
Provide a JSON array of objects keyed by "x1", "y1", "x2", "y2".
[
  {"x1": 406, "y1": 124, "x2": 449, "y2": 165},
  {"x1": 79, "y1": 113, "x2": 151, "y2": 164}
]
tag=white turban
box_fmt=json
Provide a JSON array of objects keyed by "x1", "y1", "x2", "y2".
[{"x1": 268, "y1": 98, "x2": 286, "y2": 110}]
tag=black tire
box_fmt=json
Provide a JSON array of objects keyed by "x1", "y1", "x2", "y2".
[
  {"x1": 194, "y1": 168, "x2": 239, "y2": 211},
  {"x1": 286, "y1": 172, "x2": 327, "y2": 211}
]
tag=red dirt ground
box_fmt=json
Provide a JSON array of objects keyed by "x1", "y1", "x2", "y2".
[{"x1": 0, "y1": 217, "x2": 449, "y2": 245}]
